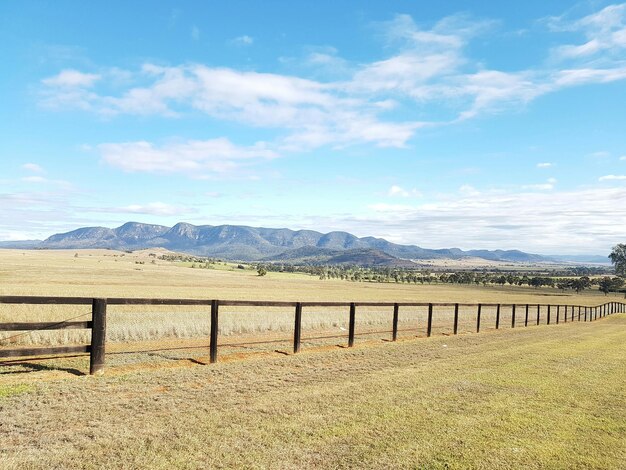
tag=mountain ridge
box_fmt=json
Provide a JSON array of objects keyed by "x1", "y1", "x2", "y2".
[{"x1": 0, "y1": 221, "x2": 562, "y2": 266}]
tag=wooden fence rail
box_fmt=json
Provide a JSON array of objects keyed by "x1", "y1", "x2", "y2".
[{"x1": 0, "y1": 296, "x2": 624, "y2": 375}]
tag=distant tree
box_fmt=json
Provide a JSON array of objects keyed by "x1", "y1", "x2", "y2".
[
  {"x1": 257, "y1": 266, "x2": 267, "y2": 277},
  {"x1": 598, "y1": 277, "x2": 624, "y2": 295},
  {"x1": 609, "y1": 244, "x2": 626, "y2": 277},
  {"x1": 556, "y1": 281, "x2": 568, "y2": 291},
  {"x1": 570, "y1": 276, "x2": 591, "y2": 293}
]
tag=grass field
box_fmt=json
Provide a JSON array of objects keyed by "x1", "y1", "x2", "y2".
[
  {"x1": 0, "y1": 249, "x2": 624, "y2": 468},
  {"x1": 0, "y1": 314, "x2": 624, "y2": 469},
  {"x1": 0, "y1": 248, "x2": 616, "y2": 303},
  {"x1": 0, "y1": 249, "x2": 620, "y2": 350}
]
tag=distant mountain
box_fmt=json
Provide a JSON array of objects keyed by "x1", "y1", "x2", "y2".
[
  {"x1": 0, "y1": 240, "x2": 42, "y2": 249},
  {"x1": 463, "y1": 249, "x2": 548, "y2": 263},
  {"x1": 549, "y1": 254, "x2": 611, "y2": 264},
  {"x1": 263, "y1": 246, "x2": 417, "y2": 267},
  {"x1": 0, "y1": 221, "x2": 560, "y2": 266}
]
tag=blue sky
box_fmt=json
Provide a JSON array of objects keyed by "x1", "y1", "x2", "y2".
[{"x1": 1, "y1": 1, "x2": 625, "y2": 255}]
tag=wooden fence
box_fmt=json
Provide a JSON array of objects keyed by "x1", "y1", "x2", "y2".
[{"x1": 0, "y1": 296, "x2": 624, "y2": 375}]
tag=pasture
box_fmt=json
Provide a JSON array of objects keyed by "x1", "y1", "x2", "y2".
[
  {"x1": 1, "y1": 249, "x2": 625, "y2": 469},
  {"x1": 1, "y1": 313, "x2": 624, "y2": 469},
  {"x1": 0, "y1": 248, "x2": 614, "y2": 303},
  {"x1": 0, "y1": 248, "x2": 618, "y2": 363}
]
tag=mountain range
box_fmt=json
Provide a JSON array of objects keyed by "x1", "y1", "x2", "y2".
[{"x1": 0, "y1": 222, "x2": 564, "y2": 266}]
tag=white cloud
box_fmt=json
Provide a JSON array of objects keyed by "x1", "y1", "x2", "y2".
[
  {"x1": 22, "y1": 163, "x2": 45, "y2": 173},
  {"x1": 42, "y1": 69, "x2": 100, "y2": 88},
  {"x1": 20, "y1": 176, "x2": 72, "y2": 187},
  {"x1": 553, "y1": 66, "x2": 626, "y2": 87},
  {"x1": 0, "y1": 188, "x2": 90, "y2": 241},
  {"x1": 355, "y1": 186, "x2": 626, "y2": 254},
  {"x1": 521, "y1": 178, "x2": 557, "y2": 190},
  {"x1": 232, "y1": 35, "x2": 253, "y2": 46},
  {"x1": 388, "y1": 185, "x2": 422, "y2": 198},
  {"x1": 37, "y1": 6, "x2": 626, "y2": 153},
  {"x1": 599, "y1": 174, "x2": 626, "y2": 181},
  {"x1": 98, "y1": 138, "x2": 277, "y2": 175},
  {"x1": 459, "y1": 185, "x2": 480, "y2": 196},
  {"x1": 537, "y1": 162, "x2": 553, "y2": 168},
  {"x1": 222, "y1": 186, "x2": 626, "y2": 254},
  {"x1": 106, "y1": 202, "x2": 194, "y2": 217},
  {"x1": 550, "y1": 4, "x2": 626, "y2": 59},
  {"x1": 620, "y1": 155, "x2": 626, "y2": 160},
  {"x1": 21, "y1": 176, "x2": 47, "y2": 183}
]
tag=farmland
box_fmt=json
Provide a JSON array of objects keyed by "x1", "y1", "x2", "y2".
[
  {"x1": 1, "y1": 312, "x2": 625, "y2": 469},
  {"x1": 0, "y1": 248, "x2": 618, "y2": 351},
  {"x1": 0, "y1": 248, "x2": 615, "y2": 303},
  {"x1": 1, "y1": 249, "x2": 625, "y2": 469}
]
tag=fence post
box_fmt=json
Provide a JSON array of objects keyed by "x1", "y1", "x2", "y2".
[
  {"x1": 348, "y1": 302, "x2": 356, "y2": 347},
  {"x1": 536, "y1": 305, "x2": 540, "y2": 325},
  {"x1": 495, "y1": 304, "x2": 501, "y2": 329},
  {"x1": 392, "y1": 303, "x2": 399, "y2": 341},
  {"x1": 525, "y1": 304, "x2": 529, "y2": 327},
  {"x1": 547, "y1": 305, "x2": 551, "y2": 325},
  {"x1": 564, "y1": 305, "x2": 567, "y2": 323},
  {"x1": 556, "y1": 305, "x2": 560, "y2": 324},
  {"x1": 453, "y1": 303, "x2": 459, "y2": 335},
  {"x1": 476, "y1": 303, "x2": 482, "y2": 333},
  {"x1": 210, "y1": 299, "x2": 219, "y2": 363},
  {"x1": 427, "y1": 303, "x2": 433, "y2": 337},
  {"x1": 584, "y1": 306, "x2": 588, "y2": 322},
  {"x1": 293, "y1": 302, "x2": 302, "y2": 354},
  {"x1": 511, "y1": 304, "x2": 516, "y2": 328},
  {"x1": 89, "y1": 298, "x2": 107, "y2": 376}
]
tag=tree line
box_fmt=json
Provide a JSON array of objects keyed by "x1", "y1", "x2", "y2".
[{"x1": 253, "y1": 263, "x2": 623, "y2": 294}]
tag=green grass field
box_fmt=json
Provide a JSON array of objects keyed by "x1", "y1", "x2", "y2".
[{"x1": 1, "y1": 314, "x2": 624, "y2": 469}]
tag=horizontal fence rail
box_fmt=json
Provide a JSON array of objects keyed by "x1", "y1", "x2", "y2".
[{"x1": 0, "y1": 296, "x2": 624, "y2": 375}]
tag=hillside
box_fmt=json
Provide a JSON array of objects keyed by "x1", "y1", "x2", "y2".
[{"x1": 1, "y1": 221, "x2": 555, "y2": 266}]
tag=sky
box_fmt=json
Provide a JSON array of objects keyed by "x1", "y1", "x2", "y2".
[{"x1": 1, "y1": 0, "x2": 625, "y2": 255}]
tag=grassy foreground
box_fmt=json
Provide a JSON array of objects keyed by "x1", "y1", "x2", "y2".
[{"x1": 1, "y1": 315, "x2": 625, "y2": 469}]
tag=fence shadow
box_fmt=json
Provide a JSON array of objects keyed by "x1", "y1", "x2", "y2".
[{"x1": 0, "y1": 357, "x2": 86, "y2": 376}]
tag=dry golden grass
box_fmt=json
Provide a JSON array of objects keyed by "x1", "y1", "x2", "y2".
[
  {"x1": 0, "y1": 249, "x2": 624, "y2": 468},
  {"x1": 0, "y1": 315, "x2": 624, "y2": 469},
  {"x1": 0, "y1": 249, "x2": 618, "y2": 349},
  {"x1": 0, "y1": 248, "x2": 612, "y2": 302}
]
